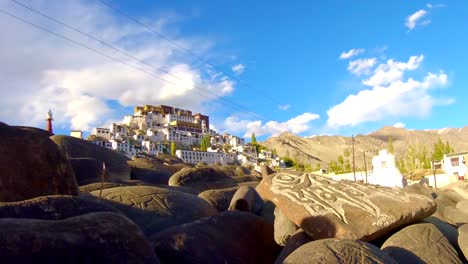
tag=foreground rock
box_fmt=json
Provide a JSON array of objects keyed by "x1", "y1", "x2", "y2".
[
  {"x1": 381, "y1": 223, "x2": 462, "y2": 264},
  {"x1": 151, "y1": 211, "x2": 281, "y2": 264},
  {"x1": 51, "y1": 135, "x2": 131, "y2": 182},
  {"x1": 198, "y1": 187, "x2": 239, "y2": 212},
  {"x1": 0, "y1": 123, "x2": 78, "y2": 202},
  {"x1": 228, "y1": 186, "x2": 264, "y2": 214},
  {"x1": 421, "y1": 216, "x2": 460, "y2": 253},
  {"x1": 128, "y1": 157, "x2": 174, "y2": 185},
  {"x1": 260, "y1": 164, "x2": 275, "y2": 178},
  {"x1": 89, "y1": 186, "x2": 217, "y2": 235},
  {"x1": 257, "y1": 172, "x2": 436, "y2": 241},
  {"x1": 443, "y1": 206, "x2": 468, "y2": 227},
  {"x1": 0, "y1": 212, "x2": 159, "y2": 263},
  {"x1": 457, "y1": 199, "x2": 468, "y2": 214},
  {"x1": 459, "y1": 224, "x2": 468, "y2": 260},
  {"x1": 274, "y1": 230, "x2": 312, "y2": 264},
  {"x1": 169, "y1": 167, "x2": 238, "y2": 192},
  {"x1": 274, "y1": 207, "x2": 300, "y2": 246},
  {"x1": 0, "y1": 195, "x2": 119, "y2": 219},
  {"x1": 68, "y1": 157, "x2": 103, "y2": 186},
  {"x1": 281, "y1": 239, "x2": 396, "y2": 264}
]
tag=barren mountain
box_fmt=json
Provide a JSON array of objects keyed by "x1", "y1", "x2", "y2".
[{"x1": 262, "y1": 126, "x2": 468, "y2": 168}]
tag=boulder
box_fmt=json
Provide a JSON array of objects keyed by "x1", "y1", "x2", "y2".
[
  {"x1": 0, "y1": 212, "x2": 159, "y2": 263},
  {"x1": 228, "y1": 186, "x2": 264, "y2": 214},
  {"x1": 151, "y1": 211, "x2": 281, "y2": 264},
  {"x1": 443, "y1": 206, "x2": 468, "y2": 227},
  {"x1": 51, "y1": 135, "x2": 131, "y2": 182},
  {"x1": 403, "y1": 182, "x2": 435, "y2": 199},
  {"x1": 433, "y1": 192, "x2": 459, "y2": 221},
  {"x1": 0, "y1": 195, "x2": 119, "y2": 220},
  {"x1": 89, "y1": 186, "x2": 217, "y2": 235},
  {"x1": 282, "y1": 239, "x2": 397, "y2": 264},
  {"x1": 234, "y1": 175, "x2": 260, "y2": 183},
  {"x1": 235, "y1": 166, "x2": 251, "y2": 176},
  {"x1": 420, "y1": 216, "x2": 460, "y2": 252},
  {"x1": 198, "y1": 187, "x2": 239, "y2": 212},
  {"x1": 0, "y1": 123, "x2": 78, "y2": 202},
  {"x1": 68, "y1": 157, "x2": 103, "y2": 186},
  {"x1": 274, "y1": 230, "x2": 312, "y2": 264},
  {"x1": 128, "y1": 157, "x2": 173, "y2": 185},
  {"x1": 196, "y1": 161, "x2": 208, "y2": 167},
  {"x1": 260, "y1": 164, "x2": 275, "y2": 177},
  {"x1": 257, "y1": 172, "x2": 436, "y2": 241},
  {"x1": 381, "y1": 223, "x2": 462, "y2": 264},
  {"x1": 456, "y1": 199, "x2": 468, "y2": 214},
  {"x1": 238, "y1": 181, "x2": 260, "y2": 188},
  {"x1": 274, "y1": 207, "x2": 300, "y2": 246},
  {"x1": 259, "y1": 201, "x2": 276, "y2": 224},
  {"x1": 459, "y1": 224, "x2": 468, "y2": 261},
  {"x1": 156, "y1": 153, "x2": 184, "y2": 165},
  {"x1": 169, "y1": 167, "x2": 238, "y2": 192}
]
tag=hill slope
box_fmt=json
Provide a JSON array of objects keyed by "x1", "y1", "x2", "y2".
[{"x1": 262, "y1": 126, "x2": 468, "y2": 169}]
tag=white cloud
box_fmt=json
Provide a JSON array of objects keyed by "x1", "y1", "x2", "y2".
[
  {"x1": 347, "y1": 58, "x2": 377, "y2": 76},
  {"x1": 232, "y1": 64, "x2": 245, "y2": 75},
  {"x1": 362, "y1": 55, "x2": 424, "y2": 87},
  {"x1": 327, "y1": 55, "x2": 449, "y2": 127},
  {"x1": 339, "y1": 49, "x2": 365, "y2": 60},
  {"x1": 0, "y1": 0, "x2": 236, "y2": 131},
  {"x1": 278, "y1": 104, "x2": 290, "y2": 111},
  {"x1": 393, "y1": 122, "x2": 406, "y2": 128},
  {"x1": 224, "y1": 113, "x2": 320, "y2": 138},
  {"x1": 405, "y1": 9, "x2": 429, "y2": 31}
]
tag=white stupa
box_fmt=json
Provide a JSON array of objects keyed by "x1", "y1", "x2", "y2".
[{"x1": 369, "y1": 149, "x2": 405, "y2": 188}]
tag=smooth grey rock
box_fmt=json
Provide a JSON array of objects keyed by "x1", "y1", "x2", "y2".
[
  {"x1": 381, "y1": 223, "x2": 462, "y2": 264},
  {"x1": 282, "y1": 238, "x2": 396, "y2": 264},
  {"x1": 198, "y1": 187, "x2": 239, "y2": 212},
  {"x1": 444, "y1": 206, "x2": 468, "y2": 227},
  {"x1": 151, "y1": 211, "x2": 281, "y2": 264},
  {"x1": 459, "y1": 224, "x2": 468, "y2": 261},
  {"x1": 274, "y1": 230, "x2": 312, "y2": 264},
  {"x1": 456, "y1": 199, "x2": 468, "y2": 214},
  {"x1": 274, "y1": 207, "x2": 300, "y2": 246},
  {"x1": 169, "y1": 167, "x2": 238, "y2": 192},
  {"x1": 228, "y1": 186, "x2": 264, "y2": 214}
]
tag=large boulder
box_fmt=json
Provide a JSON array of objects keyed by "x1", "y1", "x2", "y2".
[
  {"x1": 51, "y1": 135, "x2": 130, "y2": 182},
  {"x1": 198, "y1": 187, "x2": 239, "y2": 212},
  {"x1": 0, "y1": 123, "x2": 78, "y2": 202},
  {"x1": 260, "y1": 164, "x2": 275, "y2": 178},
  {"x1": 89, "y1": 186, "x2": 217, "y2": 235},
  {"x1": 169, "y1": 167, "x2": 238, "y2": 192},
  {"x1": 235, "y1": 166, "x2": 251, "y2": 176},
  {"x1": 403, "y1": 182, "x2": 435, "y2": 199},
  {"x1": 0, "y1": 212, "x2": 159, "y2": 263},
  {"x1": 281, "y1": 239, "x2": 397, "y2": 264},
  {"x1": 257, "y1": 172, "x2": 436, "y2": 241},
  {"x1": 459, "y1": 224, "x2": 468, "y2": 261},
  {"x1": 421, "y1": 216, "x2": 460, "y2": 253},
  {"x1": 381, "y1": 223, "x2": 462, "y2": 264},
  {"x1": 151, "y1": 211, "x2": 281, "y2": 264},
  {"x1": 234, "y1": 175, "x2": 260, "y2": 183},
  {"x1": 0, "y1": 195, "x2": 119, "y2": 220},
  {"x1": 228, "y1": 186, "x2": 264, "y2": 214},
  {"x1": 274, "y1": 230, "x2": 312, "y2": 264},
  {"x1": 444, "y1": 206, "x2": 468, "y2": 227},
  {"x1": 68, "y1": 157, "x2": 103, "y2": 186},
  {"x1": 274, "y1": 207, "x2": 300, "y2": 246},
  {"x1": 456, "y1": 199, "x2": 468, "y2": 214},
  {"x1": 128, "y1": 157, "x2": 174, "y2": 185}
]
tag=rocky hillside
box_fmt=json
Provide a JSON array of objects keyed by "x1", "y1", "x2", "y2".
[{"x1": 262, "y1": 126, "x2": 468, "y2": 168}]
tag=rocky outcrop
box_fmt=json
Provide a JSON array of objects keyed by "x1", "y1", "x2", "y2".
[
  {"x1": 89, "y1": 186, "x2": 217, "y2": 235},
  {"x1": 0, "y1": 123, "x2": 78, "y2": 202},
  {"x1": 169, "y1": 167, "x2": 238, "y2": 192},
  {"x1": 257, "y1": 172, "x2": 436, "y2": 241},
  {"x1": 381, "y1": 223, "x2": 462, "y2": 264},
  {"x1": 51, "y1": 135, "x2": 131, "y2": 182},
  {"x1": 198, "y1": 187, "x2": 239, "y2": 212},
  {"x1": 151, "y1": 211, "x2": 281, "y2": 264},
  {"x1": 0, "y1": 212, "x2": 159, "y2": 263},
  {"x1": 281, "y1": 239, "x2": 397, "y2": 264},
  {"x1": 274, "y1": 207, "x2": 300, "y2": 246}
]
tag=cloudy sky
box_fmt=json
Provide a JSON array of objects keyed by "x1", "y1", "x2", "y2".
[{"x1": 0, "y1": 0, "x2": 466, "y2": 140}]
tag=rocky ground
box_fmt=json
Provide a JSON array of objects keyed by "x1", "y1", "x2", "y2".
[{"x1": 1, "y1": 122, "x2": 468, "y2": 263}]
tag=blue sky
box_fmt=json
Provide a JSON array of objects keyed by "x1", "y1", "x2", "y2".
[{"x1": 0, "y1": 0, "x2": 466, "y2": 141}]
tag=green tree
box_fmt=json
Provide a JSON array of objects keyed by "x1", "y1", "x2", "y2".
[
  {"x1": 170, "y1": 141, "x2": 176, "y2": 156},
  {"x1": 432, "y1": 138, "x2": 445, "y2": 161},
  {"x1": 251, "y1": 133, "x2": 257, "y2": 145},
  {"x1": 388, "y1": 136, "x2": 394, "y2": 154},
  {"x1": 444, "y1": 141, "x2": 452, "y2": 155},
  {"x1": 283, "y1": 157, "x2": 295, "y2": 167},
  {"x1": 200, "y1": 135, "x2": 211, "y2": 151}
]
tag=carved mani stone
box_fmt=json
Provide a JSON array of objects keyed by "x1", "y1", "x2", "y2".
[{"x1": 256, "y1": 172, "x2": 436, "y2": 241}]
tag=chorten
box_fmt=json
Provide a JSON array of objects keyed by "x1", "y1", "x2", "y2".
[{"x1": 45, "y1": 109, "x2": 54, "y2": 136}]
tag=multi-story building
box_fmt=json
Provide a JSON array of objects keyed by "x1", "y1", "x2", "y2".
[
  {"x1": 92, "y1": 127, "x2": 111, "y2": 140},
  {"x1": 176, "y1": 150, "x2": 235, "y2": 166}
]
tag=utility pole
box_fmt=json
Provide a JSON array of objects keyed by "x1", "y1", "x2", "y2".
[
  {"x1": 352, "y1": 135, "x2": 356, "y2": 182},
  {"x1": 363, "y1": 151, "x2": 368, "y2": 184},
  {"x1": 432, "y1": 160, "x2": 437, "y2": 189}
]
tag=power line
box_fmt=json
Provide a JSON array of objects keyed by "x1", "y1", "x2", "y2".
[
  {"x1": 0, "y1": 5, "x2": 294, "y2": 132},
  {"x1": 96, "y1": 0, "x2": 305, "y2": 116}
]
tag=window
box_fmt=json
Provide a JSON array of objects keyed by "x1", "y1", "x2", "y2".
[{"x1": 451, "y1": 157, "x2": 460, "y2": 167}]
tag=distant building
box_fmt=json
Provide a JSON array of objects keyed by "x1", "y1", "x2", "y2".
[
  {"x1": 92, "y1": 127, "x2": 111, "y2": 140},
  {"x1": 70, "y1": 130, "x2": 83, "y2": 139},
  {"x1": 370, "y1": 149, "x2": 405, "y2": 188},
  {"x1": 442, "y1": 152, "x2": 468, "y2": 180},
  {"x1": 176, "y1": 150, "x2": 235, "y2": 166}
]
